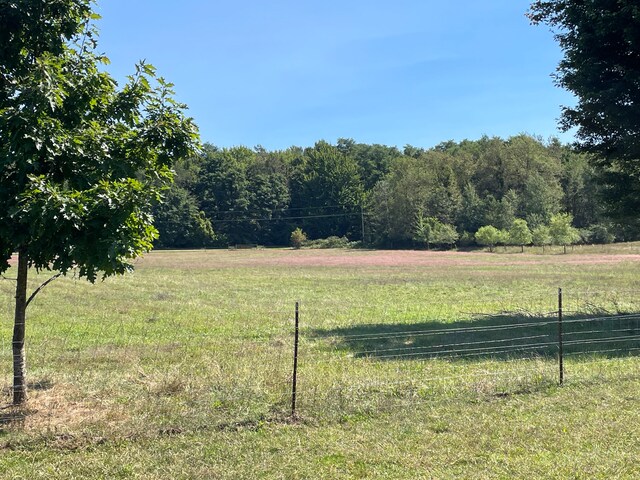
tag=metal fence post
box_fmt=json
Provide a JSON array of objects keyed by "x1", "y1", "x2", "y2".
[
  {"x1": 291, "y1": 301, "x2": 300, "y2": 417},
  {"x1": 558, "y1": 288, "x2": 564, "y2": 385}
]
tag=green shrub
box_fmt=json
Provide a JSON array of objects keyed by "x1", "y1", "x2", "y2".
[
  {"x1": 305, "y1": 236, "x2": 359, "y2": 249},
  {"x1": 589, "y1": 224, "x2": 615, "y2": 244},
  {"x1": 290, "y1": 228, "x2": 307, "y2": 249}
]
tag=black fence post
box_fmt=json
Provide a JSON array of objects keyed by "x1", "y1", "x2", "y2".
[
  {"x1": 558, "y1": 288, "x2": 564, "y2": 385},
  {"x1": 291, "y1": 301, "x2": 300, "y2": 417}
]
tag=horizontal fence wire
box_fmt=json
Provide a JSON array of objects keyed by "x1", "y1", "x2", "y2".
[{"x1": 295, "y1": 293, "x2": 640, "y2": 415}]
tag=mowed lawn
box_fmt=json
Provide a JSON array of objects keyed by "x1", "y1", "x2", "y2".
[{"x1": 1, "y1": 245, "x2": 639, "y2": 479}]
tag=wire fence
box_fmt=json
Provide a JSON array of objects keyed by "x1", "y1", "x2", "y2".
[
  {"x1": 0, "y1": 287, "x2": 639, "y2": 427},
  {"x1": 289, "y1": 289, "x2": 640, "y2": 416}
]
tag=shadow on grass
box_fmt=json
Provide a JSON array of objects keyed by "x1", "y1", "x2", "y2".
[
  {"x1": 310, "y1": 311, "x2": 640, "y2": 362},
  {"x1": 0, "y1": 379, "x2": 54, "y2": 429}
]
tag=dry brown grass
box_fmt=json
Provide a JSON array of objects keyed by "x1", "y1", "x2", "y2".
[{"x1": 1, "y1": 380, "x2": 130, "y2": 434}]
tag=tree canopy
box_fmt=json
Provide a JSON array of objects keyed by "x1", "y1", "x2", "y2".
[
  {"x1": 475, "y1": 226, "x2": 502, "y2": 253},
  {"x1": 528, "y1": 0, "x2": 640, "y2": 226},
  {"x1": 151, "y1": 134, "x2": 628, "y2": 249}
]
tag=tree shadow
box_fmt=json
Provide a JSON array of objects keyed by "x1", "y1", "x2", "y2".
[
  {"x1": 309, "y1": 311, "x2": 640, "y2": 362},
  {"x1": 0, "y1": 379, "x2": 54, "y2": 429}
]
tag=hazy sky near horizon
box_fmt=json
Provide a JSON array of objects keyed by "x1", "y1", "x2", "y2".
[{"x1": 96, "y1": 1, "x2": 574, "y2": 150}]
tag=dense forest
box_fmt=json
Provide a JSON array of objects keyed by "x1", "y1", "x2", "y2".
[{"x1": 153, "y1": 134, "x2": 634, "y2": 249}]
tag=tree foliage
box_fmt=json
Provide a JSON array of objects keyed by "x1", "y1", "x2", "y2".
[
  {"x1": 549, "y1": 213, "x2": 581, "y2": 251},
  {"x1": 529, "y1": 0, "x2": 640, "y2": 226},
  {"x1": 291, "y1": 141, "x2": 364, "y2": 239},
  {"x1": 475, "y1": 226, "x2": 501, "y2": 252},
  {"x1": 531, "y1": 225, "x2": 552, "y2": 248},
  {"x1": 508, "y1": 219, "x2": 533, "y2": 252},
  {"x1": 155, "y1": 134, "x2": 627, "y2": 248},
  {"x1": 413, "y1": 213, "x2": 458, "y2": 250},
  {"x1": 152, "y1": 185, "x2": 214, "y2": 249}
]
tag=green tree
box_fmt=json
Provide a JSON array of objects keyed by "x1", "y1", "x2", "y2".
[
  {"x1": 531, "y1": 225, "x2": 552, "y2": 253},
  {"x1": 432, "y1": 222, "x2": 459, "y2": 249},
  {"x1": 529, "y1": 1, "x2": 640, "y2": 232},
  {"x1": 196, "y1": 145, "x2": 252, "y2": 245},
  {"x1": 549, "y1": 213, "x2": 580, "y2": 253},
  {"x1": 337, "y1": 138, "x2": 399, "y2": 191},
  {"x1": 559, "y1": 149, "x2": 603, "y2": 228},
  {"x1": 496, "y1": 228, "x2": 510, "y2": 251},
  {"x1": 153, "y1": 185, "x2": 214, "y2": 248},
  {"x1": 520, "y1": 173, "x2": 562, "y2": 226},
  {"x1": 475, "y1": 225, "x2": 501, "y2": 253},
  {"x1": 413, "y1": 212, "x2": 459, "y2": 250},
  {"x1": 458, "y1": 184, "x2": 485, "y2": 233},
  {"x1": 508, "y1": 219, "x2": 533, "y2": 253},
  {"x1": 482, "y1": 192, "x2": 517, "y2": 230},
  {"x1": 413, "y1": 212, "x2": 435, "y2": 250},
  {"x1": 589, "y1": 224, "x2": 615, "y2": 245},
  {"x1": 290, "y1": 141, "x2": 364, "y2": 240},
  {"x1": 0, "y1": 1, "x2": 199, "y2": 404}
]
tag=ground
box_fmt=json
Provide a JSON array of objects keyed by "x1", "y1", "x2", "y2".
[{"x1": 0, "y1": 245, "x2": 638, "y2": 478}]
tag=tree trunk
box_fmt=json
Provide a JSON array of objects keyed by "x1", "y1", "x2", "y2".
[
  {"x1": 13, "y1": 249, "x2": 28, "y2": 405},
  {"x1": 521, "y1": 245, "x2": 524, "y2": 253},
  {"x1": 563, "y1": 245, "x2": 567, "y2": 254}
]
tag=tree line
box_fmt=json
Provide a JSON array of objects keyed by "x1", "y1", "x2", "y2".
[{"x1": 153, "y1": 134, "x2": 632, "y2": 249}]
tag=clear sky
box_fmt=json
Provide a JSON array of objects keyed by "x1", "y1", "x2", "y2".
[{"x1": 96, "y1": 0, "x2": 574, "y2": 150}]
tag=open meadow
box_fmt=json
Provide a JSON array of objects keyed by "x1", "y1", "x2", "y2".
[{"x1": 1, "y1": 245, "x2": 639, "y2": 479}]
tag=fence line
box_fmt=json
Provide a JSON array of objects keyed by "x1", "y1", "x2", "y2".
[
  {"x1": 1, "y1": 287, "x2": 639, "y2": 421},
  {"x1": 289, "y1": 289, "x2": 640, "y2": 415}
]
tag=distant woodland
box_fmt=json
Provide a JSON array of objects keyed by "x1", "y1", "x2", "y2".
[{"x1": 153, "y1": 135, "x2": 635, "y2": 249}]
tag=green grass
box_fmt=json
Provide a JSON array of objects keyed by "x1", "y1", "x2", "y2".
[{"x1": 0, "y1": 245, "x2": 639, "y2": 478}]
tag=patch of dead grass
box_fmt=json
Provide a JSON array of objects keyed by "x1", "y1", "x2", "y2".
[{"x1": 0, "y1": 380, "x2": 130, "y2": 434}]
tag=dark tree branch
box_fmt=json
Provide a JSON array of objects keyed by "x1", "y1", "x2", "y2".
[{"x1": 25, "y1": 273, "x2": 63, "y2": 308}]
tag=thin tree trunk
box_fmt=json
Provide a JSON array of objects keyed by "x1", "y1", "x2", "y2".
[{"x1": 13, "y1": 249, "x2": 28, "y2": 405}]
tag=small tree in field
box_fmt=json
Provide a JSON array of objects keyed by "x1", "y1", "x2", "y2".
[
  {"x1": 496, "y1": 228, "x2": 510, "y2": 251},
  {"x1": 475, "y1": 225, "x2": 501, "y2": 253},
  {"x1": 531, "y1": 225, "x2": 552, "y2": 253},
  {"x1": 549, "y1": 213, "x2": 580, "y2": 254},
  {"x1": 0, "y1": 1, "x2": 199, "y2": 404},
  {"x1": 290, "y1": 228, "x2": 307, "y2": 249},
  {"x1": 508, "y1": 219, "x2": 533, "y2": 253}
]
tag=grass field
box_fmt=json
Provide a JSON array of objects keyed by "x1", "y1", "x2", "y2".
[{"x1": 1, "y1": 245, "x2": 639, "y2": 479}]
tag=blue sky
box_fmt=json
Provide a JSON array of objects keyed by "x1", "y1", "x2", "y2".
[{"x1": 96, "y1": 1, "x2": 574, "y2": 150}]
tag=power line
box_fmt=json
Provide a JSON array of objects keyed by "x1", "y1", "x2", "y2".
[
  {"x1": 210, "y1": 204, "x2": 356, "y2": 216},
  {"x1": 211, "y1": 212, "x2": 364, "y2": 224}
]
